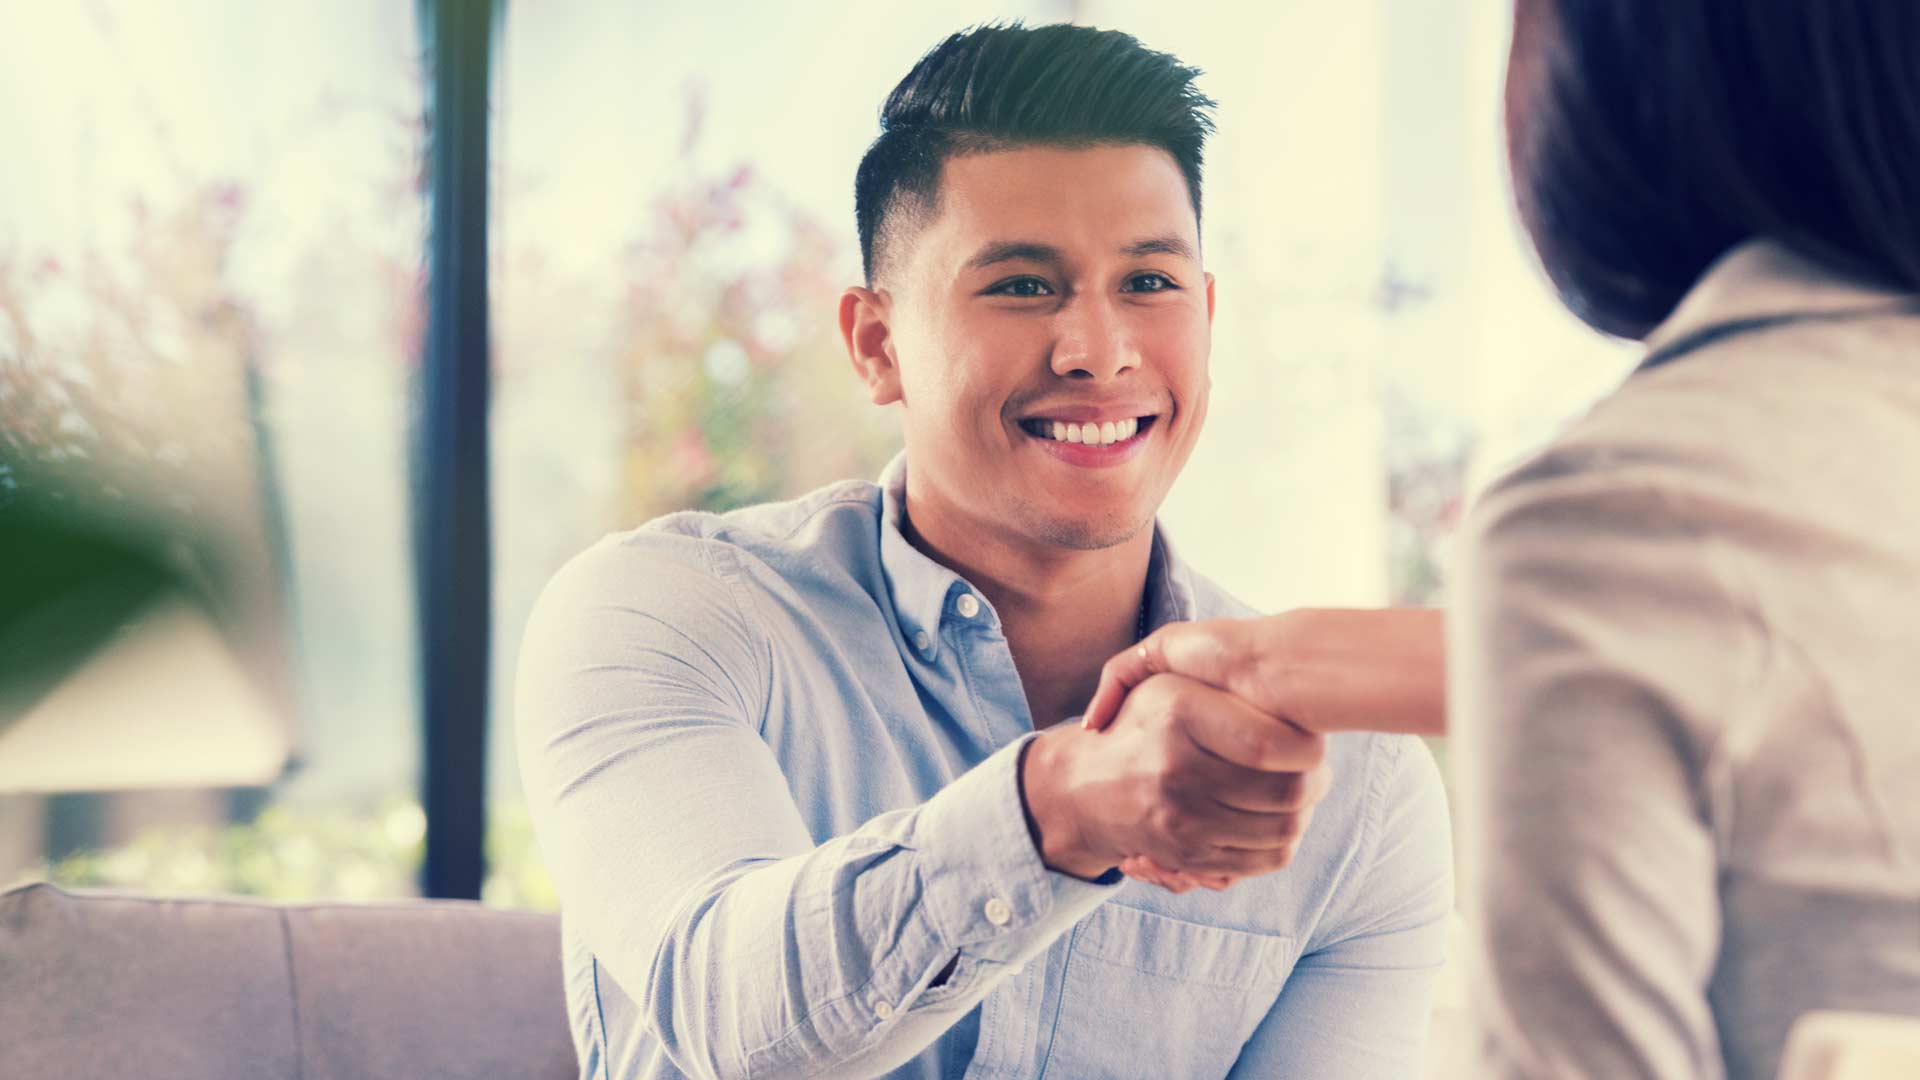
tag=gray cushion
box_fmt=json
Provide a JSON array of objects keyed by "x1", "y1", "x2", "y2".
[{"x1": 0, "y1": 882, "x2": 576, "y2": 1080}]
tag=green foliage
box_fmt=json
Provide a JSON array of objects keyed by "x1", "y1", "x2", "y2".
[{"x1": 16, "y1": 797, "x2": 557, "y2": 911}]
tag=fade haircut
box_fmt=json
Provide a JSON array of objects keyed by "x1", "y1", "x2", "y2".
[
  {"x1": 854, "y1": 22, "x2": 1217, "y2": 285},
  {"x1": 1511, "y1": 0, "x2": 1920, "y2": 339}
]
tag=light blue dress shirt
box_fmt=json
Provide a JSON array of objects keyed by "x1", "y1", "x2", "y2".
[{"x1": 516, "y1": 456, "x2": 1452, "y2": 1080}]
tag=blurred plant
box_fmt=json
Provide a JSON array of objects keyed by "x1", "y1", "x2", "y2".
[
  {"x1": 13, "y1": 796, "x2": 556, "y2": 910},
  {"x1": 0, "y1": 183, "x2": 261, "y2": 546},
  {"x1": 0, "y1": 177, "x2": 305, "y2": 758},
  {"x1": 611, "y1": 94, "x2": 898, "y2": 520},
  {"x1": 19, "y1": 798, "x2": 424, "y2": 902},
  {"x1": 1381, "y1": 380, "x2": 1474, "y2": 608},
  {"x1": 1, "y1": 14, "x2": 422, "y2": 864}
]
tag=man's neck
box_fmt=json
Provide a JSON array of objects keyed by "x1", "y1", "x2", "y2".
[{"x1": 902, "y1": 484, "x2": 1152, "y2": 730}]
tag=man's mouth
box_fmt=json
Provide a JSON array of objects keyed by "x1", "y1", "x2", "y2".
[{"x1": 1016, "y1": 415, "x2": 1157, "y2": 447}]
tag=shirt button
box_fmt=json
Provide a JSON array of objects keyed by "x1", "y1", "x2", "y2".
[
  {"x1": 955, "y1": 593, "x2": 981, "y2": 619},
  {"x1": 913, "y1": 630, "x2": 931, "y2": 654},
  {"x1": 984, "y1": 897, "x2": 1012, "y2": 926},
  {"x1": 873, "y1": 1000, "x2": 894, "y2": 1020}
]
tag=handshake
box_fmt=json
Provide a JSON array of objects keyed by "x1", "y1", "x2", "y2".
[{"x1": 1020, "y1": 608, "x2": 1446, "y2": 893}]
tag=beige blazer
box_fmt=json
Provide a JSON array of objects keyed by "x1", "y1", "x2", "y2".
[{"x1": 1450, "y1": 240, "x2": 1920, "y2": 1080}]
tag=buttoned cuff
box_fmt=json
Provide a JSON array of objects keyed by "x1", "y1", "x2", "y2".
[{"x1": 912, "y1": 733, "x2": 1119, "y2": 963}]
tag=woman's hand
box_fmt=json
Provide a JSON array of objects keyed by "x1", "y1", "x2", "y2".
[
  {"x1": 1081, "y1": 608, "x2": 1446, "y2": 893},
  {"x1": 1083, "y1": 608, "x2": 1447, "y2": 737}
]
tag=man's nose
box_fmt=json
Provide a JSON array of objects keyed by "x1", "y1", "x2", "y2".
[{"x1": 1049, "y1": 296, "x2": 1140, "y2": 381}]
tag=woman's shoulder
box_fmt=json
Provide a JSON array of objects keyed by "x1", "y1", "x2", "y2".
[{"x1": 1472, "y1": 310, "x2": 1920, "y2": 553}]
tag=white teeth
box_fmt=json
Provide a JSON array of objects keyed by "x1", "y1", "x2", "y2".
[{"x1": 1034, "y1": 417, "x2": 1145, "y2": 445}]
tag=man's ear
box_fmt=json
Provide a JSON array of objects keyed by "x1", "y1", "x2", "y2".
[
  {"x1": 840, "y1": 286, "x2": 903, "y2": 406},
  {"x1": 1204, "y1": 272, "x2": 1216, "y2": 324}
]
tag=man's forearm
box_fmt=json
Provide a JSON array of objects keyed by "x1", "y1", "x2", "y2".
[{"x1": 614, "y1": 735, "x2": 1114, "y2": 1080}]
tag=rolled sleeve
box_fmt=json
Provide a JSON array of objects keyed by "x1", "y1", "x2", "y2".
[{"x1": 912, "y1": 734, "x2": 1121, "y2": 962}]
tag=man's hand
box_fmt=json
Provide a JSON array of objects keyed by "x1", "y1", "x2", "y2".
[
  {"x1": 1019, "y1": 672, "x2": 1330, "y2": 885},
  {"x1": 1079, "y1": 609, "x2": 1445, "y2": 893},
  {"x1": 1082, "y1": 609, "x2": 1447, "y2": 737}
]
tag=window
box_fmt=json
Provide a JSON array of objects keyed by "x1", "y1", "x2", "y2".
[{"x1": 1, "y1": 1, "x2": 428, "y2": 900}]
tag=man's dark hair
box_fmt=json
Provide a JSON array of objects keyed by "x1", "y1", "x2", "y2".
[
  {"x1": 1512, "y1": 1, "x2": 1920, "y2": 339},
  {"x1": 854, "y1": 22, "x2": 1216, "y2": 285}
]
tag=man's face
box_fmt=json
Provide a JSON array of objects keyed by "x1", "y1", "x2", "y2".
[{"x1": 868, "y1": 143, "x2": 1213, "y2": 551}]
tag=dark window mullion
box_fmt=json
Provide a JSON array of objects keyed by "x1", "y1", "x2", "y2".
[{"x1": 414, "y1": 0, "x2": 500, "y2": 901}]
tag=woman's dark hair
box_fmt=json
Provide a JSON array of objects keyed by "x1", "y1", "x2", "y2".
[
  {"x1": 854, "y1": 22, "x2": 1215, "y2": 285},
  {"x1": 1509, "y1": 0, "x2": 1920, "y2": 339}
]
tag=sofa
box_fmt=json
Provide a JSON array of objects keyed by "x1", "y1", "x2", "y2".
[{"x1": 0, "y1": 881, "x2": 577, "y2": 1079}]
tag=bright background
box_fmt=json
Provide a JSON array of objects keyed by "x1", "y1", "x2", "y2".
[{"x1": 0, "y1": 2, "x2": 1636, "y2": 1072}]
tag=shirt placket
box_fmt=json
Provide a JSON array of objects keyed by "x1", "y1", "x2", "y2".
[
  {"x1": 944, "y1": 584, "x2": 1047, "y2": 1077},
  {"x1": 943, "y1": 586, "x2": 1035, "y2": 746}
]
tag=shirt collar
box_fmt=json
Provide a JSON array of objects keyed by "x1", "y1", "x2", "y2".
[
  {"x1": 1641, "y1": 238, "x2": 1914, "y2": 362},
  {"x1": 876, "y1": 452, "x2": 1196, "y2": 662}
]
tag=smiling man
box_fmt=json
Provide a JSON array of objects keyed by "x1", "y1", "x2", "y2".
[{"x1": 517, "y1": 23, "x2": 1450, "y2": 1080}]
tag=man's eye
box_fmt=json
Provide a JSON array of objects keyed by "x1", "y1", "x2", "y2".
[
  {"x1": 1125, "y1": 273, "x2": 1177, "y2": 293},
  {"x1": 991, "y1": 277, "x2": 1053, "y2": 298}
]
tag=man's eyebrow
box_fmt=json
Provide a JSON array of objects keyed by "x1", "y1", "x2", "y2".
[
  {"x1": 962, "y1": 235, "x2": 1198, "y2": 272},
  {"x1": 1121, "y1": 235, "x2": 1197, "y2": 260},
  {"x1": 963, "y1": 241, "x2": 1064, "y2": 272}
]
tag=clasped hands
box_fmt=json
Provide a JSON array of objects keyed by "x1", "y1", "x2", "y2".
[{"x1": 1019, "y1": 609, "x2": 1445, "y2": 894}]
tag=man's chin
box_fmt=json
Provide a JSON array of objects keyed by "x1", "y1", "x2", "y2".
[{"x1": 1023, "y1": 508, "x2": 1155, "y2": 552}]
